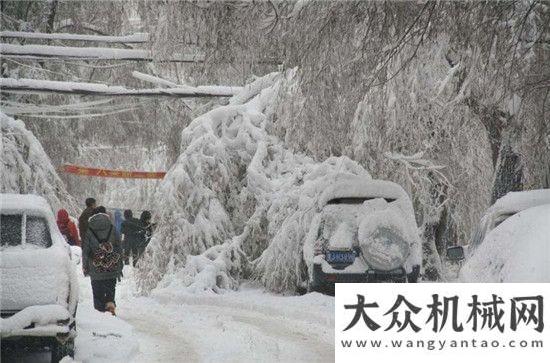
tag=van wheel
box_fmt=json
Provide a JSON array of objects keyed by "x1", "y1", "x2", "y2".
[{"x1": 51, "y1": 338, "x2": 74, "y2": 363}]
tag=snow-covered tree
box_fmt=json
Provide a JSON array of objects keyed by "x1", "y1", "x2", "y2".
[{"x1": 1, "y1": 111, "x2": 76, "y2": 214}]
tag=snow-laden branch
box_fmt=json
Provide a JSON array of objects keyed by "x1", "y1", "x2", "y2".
[
  {"x1": 0, "y1": 78, "x2": 238, "y2": 98},
  {"x1": 0, "y1": 31, "x2": 149, "y2": 43},
  {"x1": 384, "y1": 151, "x2": 447, "y2": 170},
  {"x1": 131, "y1": 71, "x2": 179, "y2": 88},
  {"x1": 384, "y1": 151, "x2": 453, "y2": 209},
  {"x1": 131, "y1": 71, "x2": 244, "y2": 95},
  {"x1": 0, "y1": 43, "x2": 204, "y2": 62}
]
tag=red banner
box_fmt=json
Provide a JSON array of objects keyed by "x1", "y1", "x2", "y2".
[{"x1": 61, "y1": 164, "x2": 166, "y2": 179}]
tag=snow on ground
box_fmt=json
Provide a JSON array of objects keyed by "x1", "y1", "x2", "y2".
[
  {"x1": 5, "y1": 263, "x2": 333, "y2": 362},
  {"x1": 79, "y1": 266, "x2": 334, "y2": 363}
]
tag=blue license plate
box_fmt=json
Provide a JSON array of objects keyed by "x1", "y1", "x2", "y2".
[{"x1": 325, "y1": 250, "x2": 355, "y2": 264}]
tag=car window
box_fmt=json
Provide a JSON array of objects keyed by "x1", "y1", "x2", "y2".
[
  {"x1": 319, "y1": 205, "x2": 360, "y2": 241},
  {"x1": 493, "y1": 212, "x2": 515, "y2": 228},
  {"x1": 26, "y1": 216, "x2": 52, "y2": 248},
  {"x1": 0, "y1": 214, "x2": 23, "y2": 247}
]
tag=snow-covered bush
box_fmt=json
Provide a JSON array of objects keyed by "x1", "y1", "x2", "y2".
[
  {"x1": 1, "y1": 112, "x2": 76, "y2": 214},
  {"x1": 135, "y1": 71, "x2": 372, "y2": 294}
]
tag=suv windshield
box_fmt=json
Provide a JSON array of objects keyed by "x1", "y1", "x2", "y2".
[
  {"x1": 0, "y1": 214, "x2": 52, "y2": 248},
  {"x1": 319, "y1": 205, "x2": 359, "y2": 241},
  {"x1": 26, "y1": 216, "x2": 52, "y2": 247},
  {"x1": 0, "y1": 214, "x2": 23, "y2": 247}
]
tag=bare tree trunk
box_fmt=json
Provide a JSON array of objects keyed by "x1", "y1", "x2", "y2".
[
  {"x1": 46, "y1": 0, "x2": 58, "y2": 34},
  {"x1": 466, "y1": 97, "x2": 524, "y2": 203},
  {"x1": 420, "y1": 173, "x2": 447, "y2": 281},
  {"x1": 491, "y1": 126, "x2": 523, "y2": 203},
  {"x1": 422, "y1": 220, "x2": 443, "y2": 281}
]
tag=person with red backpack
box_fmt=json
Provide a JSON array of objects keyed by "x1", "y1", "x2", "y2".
[{"x1": 57, "y1": 209, "x2": 81, "y2": 246}]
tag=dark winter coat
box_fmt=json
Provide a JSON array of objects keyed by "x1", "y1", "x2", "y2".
[
  {"x1": 121, "y1": 217, "x2": 145, "y2": 248},
  {"x1": 82, "y1": 213, "x2": 123, "y2": 281},
  {"x1": 78, "y1": 206, "x2": 95, "y2": 240}
]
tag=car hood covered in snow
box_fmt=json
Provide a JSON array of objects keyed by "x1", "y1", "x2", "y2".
[
  {"x1": 1, "y1": 244, "x2": 74, "y2": 311},
  {"x1": 460, "y1": 204, "x2": 550, "y2": 282}
]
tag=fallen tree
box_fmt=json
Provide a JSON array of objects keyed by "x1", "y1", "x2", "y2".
[{"x1": 135, "y1": 71, "x2": 375, "y2": 294}]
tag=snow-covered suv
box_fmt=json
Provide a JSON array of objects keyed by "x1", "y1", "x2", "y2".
[
  {"x1": 306, "y1": 176, "x2": 421, "y2": 293},
  {"x1": 1, "y1": 194, "x2": 78, "y2": 362}
]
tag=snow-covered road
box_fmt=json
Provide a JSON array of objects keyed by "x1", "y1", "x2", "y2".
[
  {"x1": 75, "y1": 266, "x2": 334, "y2": 363},
  {"x1": 3, "y1": 261, "x2": 334, "y2": 363}
]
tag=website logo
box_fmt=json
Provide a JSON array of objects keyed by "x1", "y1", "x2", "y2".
[{"x1": 336, "y1": 283, "x2": 549, "y2": 362}]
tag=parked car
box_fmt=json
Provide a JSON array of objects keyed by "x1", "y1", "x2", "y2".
[
  {"x1": 0, "y1": 194, "x2": 78, "y2": 362},
  {"x1": 468, "y1": 189, "x2": 550, "y2": 251},
  {"x1": 305, "y1": 175, "x2": 421, "y2": 293},
  {"x1": 458, "y1": 203, "x2": 550, "y2": 282}
]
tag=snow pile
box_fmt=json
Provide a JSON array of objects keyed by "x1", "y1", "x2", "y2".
[
  {"x1": 0, "y1": 111, "x2": 76, "y2": 214},
  {"x1": 136, "y1": 71, "x2": 372, "y2": 293},
  {"x1": 460, "y1": 204, "x2": 550, "y2": 282},
  {"x1": 0, "y1": 305, "x2": 70, "y2": 337}
]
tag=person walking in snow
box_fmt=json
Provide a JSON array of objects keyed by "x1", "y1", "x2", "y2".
[
  {"x1": 121, "y1": 209, "x2": 142, "y2": 266},
  {"x1": 134, "y1": 210, "x2": 154, "y2": 266},
  {"x1": 82, "y1": 209, "x2": 123, "y2": 315},
  {"x1": 57, "y1": 209, "x2": 80, "y2": 246},
  {"x1": 78, "y1": 197, "x2": 96, "y2": 239},
  {"x1": 113, "y1": 209, "x2": 123, "y2": 242},
  {"x1": 93, "y1": 205, "x2": 107, "y2": 215}
]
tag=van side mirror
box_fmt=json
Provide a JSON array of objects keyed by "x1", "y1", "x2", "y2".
[{"x1": 446, "y1": 246, "x2": 465, "y2": 261}]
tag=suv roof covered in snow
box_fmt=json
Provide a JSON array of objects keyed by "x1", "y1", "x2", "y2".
[
  {"x1": 0, "y1": 193, "x2": 53, "y2": 216},
  {"x1": 318, "y1": 174, "x2": 410, "y2": 208}
]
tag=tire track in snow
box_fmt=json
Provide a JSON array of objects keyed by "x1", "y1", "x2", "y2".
[
  {"x1": 118, "y1": 306, "x2": 200, "y2": 363},
  {"x1": 167, "y1": 302, "x2": 332, "y2": 362},
  {"x1": 118, "y1": 295, "x2": 333, "y2": 363},
  {"x1": 231, "y1": 313, "x2": 333, "y2": 362}
]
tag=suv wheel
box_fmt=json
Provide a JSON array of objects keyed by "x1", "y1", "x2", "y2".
[{"x1": 51, "y1": 338, "x2": 74, "y2": 363}]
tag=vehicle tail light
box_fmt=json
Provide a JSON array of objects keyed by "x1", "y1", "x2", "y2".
[{"x1": 313, "y1": 240, "x2": 325, "y2": 256}]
